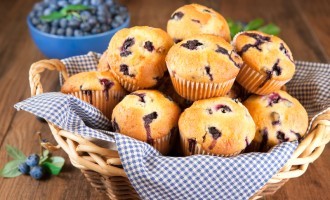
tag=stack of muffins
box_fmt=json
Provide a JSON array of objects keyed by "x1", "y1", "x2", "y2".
[{"x1": 61, "y1": 3, "x2": 308, "y2": 156}]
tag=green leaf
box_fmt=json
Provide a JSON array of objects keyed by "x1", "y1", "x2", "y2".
[
  {"x1": 258, "y1": 23, "x2": 281, "y2": 35},
  {"x1": 61, "y1": 4, "x2": 91, "y2": 14},
  {"x1": 42, "y1": 156, "x2": 65, "y2": 175},
  {"x1": 227, "y1": 19, "x2": 244, "y2": 38},
  {"x1": 39, "y1": 150, "x2": 49, "y2": 164},
  {"x1": 0, "y1": 160, "x2": 23, "y2": 178},
  {"x1": 5, "y1": 145, "x2": 26, "y2": 160},
  {"x1": 41, "y1": 12, "x2": 67, "y2": 22},
  {"x1": 244, "y1": 18, "x2": 264, "y2": 31}
]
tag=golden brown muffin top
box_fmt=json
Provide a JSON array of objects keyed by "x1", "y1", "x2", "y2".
[
  {"x1": 107, "y1": 26, "x2": 174, "y2": 89},
  {"x1": 167, "y1": 4, "x2": 230, "y2": 42},
  {"x1": 61, "y1": 71, "x2": 124, "y2": 93},
  {"x1": 233, "y1": 31, "x2": 295, "y2": 81},
  {"x1": 243, "y1": 90, "x2": 308, "y2": 147},
  {"x1": 97, "y1": 50, "x2": 110, "y2": 72},
  {"x1": 166, "y1": 34, "x2": 243, "y2": 82},
  {"x1": 111, "y1": 90, "x2": 181, "y2": 143},
  {"x1": 179, "y1": 97, "x2": 256, "y2": 155}
]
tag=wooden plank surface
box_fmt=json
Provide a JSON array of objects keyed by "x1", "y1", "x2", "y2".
[{"x1": 0, "y1": 0, "x2": 329, "y2": 199}]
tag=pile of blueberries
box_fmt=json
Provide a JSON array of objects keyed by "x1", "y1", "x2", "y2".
[
  {"x1": 29, "y1": 0, "x2": 129, "y2": 37},
  {"x1": 18, "y1": 154, "x2": 44, "y2": 180}
]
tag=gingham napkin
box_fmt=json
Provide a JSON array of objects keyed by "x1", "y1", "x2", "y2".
[{"x1": 15, "y1": 53, "x2": 330, "y2": 200}]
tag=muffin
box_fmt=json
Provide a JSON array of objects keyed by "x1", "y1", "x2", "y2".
[
  {"x1": 233, "y1": 31, "x2": 295, "y2": 95},
  {"x1": 61, "y1": 71, "x2": 127, "y2": 120},
  {"x1": 97, "y1": 50, "x2": 110, "y2": 72},
  {"x1": 179, "y1": 97, "x2": 256, "y2": 156},
  {"x1": 107, "y1": 26, "x2": 174, "y2": 92},
  {"x1": 243, "y1": 90, "x2": 308, "y2": 152},
  {"x1": 166, "y1": 34, "x2": 243, "y2": 101},
  {"x1": 167, "y1": 4, "x2": 230, "y2": 43},
  {"x1": 111, "y1": 90, "x2": 181, "y2": 155}
]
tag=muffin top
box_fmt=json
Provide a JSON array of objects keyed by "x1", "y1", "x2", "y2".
[
  {"x1": 166, "y1": 34, "x2": 243, "y2": 82},
  {"x1": 243, "y1": 90, "x2": 308, "y2": 147},
  {"x1": 61, "y1": 71, "x2": 124, "y2": 94},
  {"x1": 233, "y1": 31, "x2": 295, "y2": 81},
  {"x1": 111, "y1": 90, "x2": 181, "y2": 144},
  {"x1": 107, "y1": 26, "x2": 174, "y2": 89},
  {"x1": 179, "y1": 97, "x2": 256, "y2": 155},
  {"x1": 167, "y1": 4, "x2": 230, "y2": 43}
]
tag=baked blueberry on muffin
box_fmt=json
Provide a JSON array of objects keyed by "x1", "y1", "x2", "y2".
[
  {"x1": 107, "y1": 26, "x2": 174, "y2": 92},
  {"x1": 243, "y1": 90, "x2": 308, "y2": 151},
  {"x1": 167, "y1": 4, "x2": 231, "y2": 43},
  {"x1": 111, "y1": 90, "x2": 181, "y2": 155},
  {"x1": 233, "y1": 31, "x2": 295, "y2": 95},
  {"x1": 179, "y1": 97, "x2": 256, "y2": 156},
  {"x1": 61, "y1": 71, "x2": 127, "y2": 120},
  {"x1": 166, "y1": 34, "x2": 243, "y2": 101}
]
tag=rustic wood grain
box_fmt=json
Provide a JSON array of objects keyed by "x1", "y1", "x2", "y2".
[{"x1": 0, "y1": 0, "x2": 329, "y2": 199}]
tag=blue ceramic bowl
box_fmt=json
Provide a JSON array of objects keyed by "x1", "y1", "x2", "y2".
[{"x1": 27, "y1": 16, "x2": 130, "y2": 59}]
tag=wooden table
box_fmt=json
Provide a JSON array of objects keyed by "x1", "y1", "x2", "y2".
[{"x1": 0, "y1": 0, "x2": 329, "y2": 199}]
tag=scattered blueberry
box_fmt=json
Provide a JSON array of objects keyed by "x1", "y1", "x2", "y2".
[
  {"x1": 66, "y1": 27, "x2": 73, "y2": 36},
  {"x1": 30, "y1": 166, "x2": 44, "y2": 180},
  {"x1": 56, "y1": 28, "x2": 65, "y2": 36},
  {"x1": 18, "y1": 163, "x2": 30, "y2": 175},
  {"x1": 26, "y1": 154, "x2": 40, "y2": 167},
  {"x1": 74, "y1": 29, "x2": 83, "y2": 36}
]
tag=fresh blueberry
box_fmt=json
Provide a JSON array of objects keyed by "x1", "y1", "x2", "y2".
[
  {"x1": 40, "y1": 24, "x2": 50, "y2": 33},
  {"x1": 68, "y1": 18, "x2": 81, "y2": 28},
  {"x1": 33, "y1": 2, "x2": 45, "y2": 11},
  {"x1": 105, "y1": 0, "x2": 114, "y2": 6},
  {"x1": 18, "y1": 163, "x2": 30, "y2": 175},
  {"x1": 57, "y1": 0, "x2": 69, "y2": 8},
  {"x1": 80, "y1": 10, "x2": 92, "y2": 19},
  {"x1": 56, "y1": 28, "x2": 65, "y2": 36},
  {"x1": 88, "y1": 17, "x2": 97, "y2": 26},
  {"x1": 70, "y1": 0, "x2": 82, "y2": 5},
  {"x1": 50, "y1": 27, "x2": 57, "y2": 35},
  {"x1": 74, "y1": 29, "x2": 83, "y2": 36},
  {"x1": 43, "y1": 8, "x2": 53, "y2": 16},
  {"x1": 59, "y1": 19, "x2": 68, "y2": 28},
  {"x1": 91, "y1": 0, "x2": 104, "y2": 6},
  {"x1": 51, "y1": 19, "x2": 59, "y2": 27},
  {"x1": 29, "y1": 166, "x2": 44, "y2": 180},
  {"x1": 101, "y1": 24, "x2": 110, "y2": 32},
  {"x1": 29, "y1": 11, "x2": 37, "y2": 18},
  {"x1": 82, "y1": 0, "x2": 90, "y2": 6},
  {"x1": 31, "y1": 17, "x2": 41, "y2": 26},
  {"x1": 97, "y1": 16, "x2": 106, "y2": 23},
  {"x1": 114, "y1": 15, "x2": 124, "y2": 24},
  {"x1": 36, "y1": 10, "x2": 43, "y2": 17},
  {"x1": 36, "y1": 24, "x2": 44, "y2": 31},
  {"x1": 111, "y1": 21, "x2": 120, "y2": 28},
  {"x1": 66, "y1": 27, "x2": 73, "y2": 36},
  {"x1": 26, "y1": 154, "x2": 40, "y2": 167},
  {"x1": 91, "y1": 27, "x2": 101, "y2": 34},
  {"x1": 80, "y1": 22, "x2": 91, "y2": 32}
]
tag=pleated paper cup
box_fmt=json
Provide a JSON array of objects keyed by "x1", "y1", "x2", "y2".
[
  {"x1": 152, "y1": 130, "x2": 175, "y2": 155},
  {"x1": 236, "y1": 64, "x2": 289, "y2": 95},
  {"x1": 180, "y1": 134, "x2": 242, "y2": 157},
  {"x1": 110, "y1": 64, "x2": 168, "y2": 92},
  {"x1": 169, "y1": 72, "x2": 235, "y2": 101},
  {"x1": 69, "y1": 90, "x2": 126, "y2": 120}
]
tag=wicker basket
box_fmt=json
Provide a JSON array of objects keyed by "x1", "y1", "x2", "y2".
[{"x1": 29, "y1": 59, "x2": 330, "y2": 200}]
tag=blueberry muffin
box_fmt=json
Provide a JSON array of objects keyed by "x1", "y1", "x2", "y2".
[
  {"x1": 97, "y1": 50, "x2": 110, "y2": 72},
  {"x1": 179, "y1": 97, "x2": 256, "y2": 156},
  {"x1": 167, "y1": 4, "x2": 230, "y2": 43},
  {"x1": 166, "y1": 34, "x2": 243, "y2": 101},
  {"x1": 243, "y1": 90, "x2": 308, "y2": 151},
  {"x1": 107, "y1": 26, "x2": 174, "y2": 92},
  {"x1": 111, "y1": 90, "x2": 181, "y2": 155},
  {"x1": 233, "y1": 31, "x2": 295, "y2": 95},
  {"x1": 61, "y1": 71, "x2": 127, "y2": 120}
]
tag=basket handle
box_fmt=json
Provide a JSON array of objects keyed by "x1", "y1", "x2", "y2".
[{"x1": 29, "y1": 59, "x2": 69, "y2": 96}]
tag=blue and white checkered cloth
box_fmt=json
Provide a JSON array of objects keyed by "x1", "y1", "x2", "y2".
[{"x1": 15, "y1": 53, "x2": 330, "y2": 200}]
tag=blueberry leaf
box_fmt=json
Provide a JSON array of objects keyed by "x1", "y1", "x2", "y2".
[
  {"x1": 258, "y1": 23, "x2": 281, "y2": 35},
  {"x1": 41, "y1": 12, "x2": 66, "y2": 22},
  {"x1": 244, "y1": 18, "x2": 264, "y2": 31},
  {"x1": 5, "y1": 145, "x2": 26, "y2": 161},
  {"x1": 227, "y1": 18, "x2": 243, "y2": 38},
  {"x1": 60, "y1": 5, "x2": 91, "y2": 15},
  {"x1": 42, "y1": 156, "x2": 65, "y2": 175},
  {"x1": 39, "y1": 150, "x2": 49, "y2": 164},
  {"x1": 0, "y1": 160, "x2": 23, "y2": 178}
]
